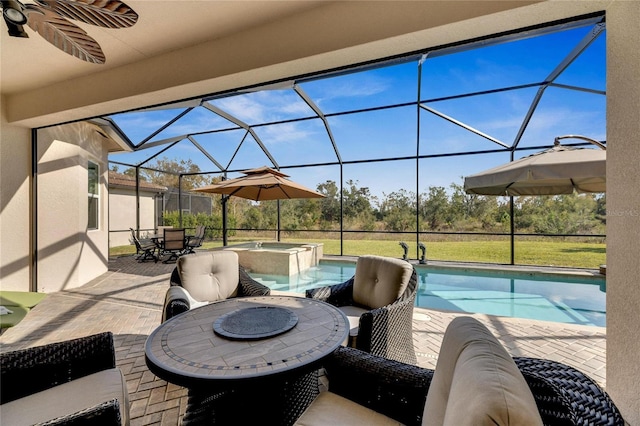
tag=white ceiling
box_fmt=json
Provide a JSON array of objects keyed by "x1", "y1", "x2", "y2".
[
  {"x1": 2, "y1": 1, "x2": 548, "y2": 128},
  {"x1": 0, "y1": 1, "x2": 325, "y2": 95}
]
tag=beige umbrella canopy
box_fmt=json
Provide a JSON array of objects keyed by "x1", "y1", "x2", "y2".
[
  {"x1": 194, "y1": 166, "x2": 325, "y2": 201},
  {"x1": 464, "y1": 136, "x2": 606, "y2": 196}
]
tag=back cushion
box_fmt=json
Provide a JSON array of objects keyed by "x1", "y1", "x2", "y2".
[
  {"x1": 177, "y1": 251, "x2": 239, "y2": 302},
  {"x1": 0, "y1": 368, "x2": 129, "y2": 426},
  {"x1": 423, "y1": 316, "x2": 543, "y2": 426},
  {"x1": 353, "y1": 255, "x2": 413, "y2": 309}
]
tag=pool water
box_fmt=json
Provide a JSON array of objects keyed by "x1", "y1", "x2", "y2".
[{"x1": 248, "y1": 261, "x2": 606, "y2": 327}]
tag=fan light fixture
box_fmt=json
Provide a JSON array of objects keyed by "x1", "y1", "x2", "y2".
[
  {"x1": 2, "y1": 0, "x2": 28, "y2": 37},
  {"x1": 3, "y1": 4, "x2": 26, "y2": 25}
]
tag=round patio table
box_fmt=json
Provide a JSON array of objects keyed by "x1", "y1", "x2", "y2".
[{"x1": 145, "y1": 295, "x2": 349, "y2": 425}]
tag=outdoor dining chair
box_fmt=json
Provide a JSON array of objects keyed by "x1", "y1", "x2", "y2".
[
  {"x1": 158, "y1": 228, "x2": 186, "y2": 263},
  {"x1": 306, "y1": 255, "x2": 418, "y2": 364},
  {"x1": 183, "y1": 225, "x2": 205, "y2": 254},
  {"x1": 130, "y1": 228, "x2": 157, "y2": 262}
]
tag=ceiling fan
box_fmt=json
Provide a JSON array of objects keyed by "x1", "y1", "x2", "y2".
[{"x1": 1, "y1": 0, "x2": 138, "y2": 64}]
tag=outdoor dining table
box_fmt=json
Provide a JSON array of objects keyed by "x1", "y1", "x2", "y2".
[
  {"x1": 147, "y1": 232, "x2": 167, "y2": 245},
  {"x1": 145, "y1": 295, "x2": 349, "y2": 425}
]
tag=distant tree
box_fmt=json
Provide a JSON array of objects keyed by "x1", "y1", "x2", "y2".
[
  {"x1": 420, "y1": 186, "x2": 449, "y2": 230},
  {"x1": 122, "y1": 167, "x2": 145, "y2": 180},
  {"x1": 449, "y1": 182, "x2": 501, "y2": 230},
  {"x1": 241, "y1": 206, "x2": 264, "y2": 230},
  {"x1": 279, "y1": 200, "x2": 299, "y2": 230},
  {"x1": 138, "y1": 157, "x2": 210, "y2": 190},
  {"x1": 316, "y1": 180, "x2": 340, "y2": 226},
  {"x1": 595, "y1": 194, "x2": 606, "y2": 224},
  {"x1": 225, "y1": 197, "x2": 255, "y2": 229},
  {"x1": 255, "y1": 200, "x2": 277, "y2": 229},
  {"x1": 287, "y1": 198, "x2": 322, "y2": 230},
  {"x1": 343, "y1": 180, "x2": 372, "y2": 217},
  {"x1": 342, "y1": 180, "x2": 376, "y2": 230},
  {"x1": 380, "y1": 189, "x2": 416, "y2": 231},
  {"x1": 515, "y1": 193, "x2": 602, "y2": 235}
]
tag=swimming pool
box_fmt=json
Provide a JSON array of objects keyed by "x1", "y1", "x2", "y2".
[{"x1": 247, "y1": 261, "x2": 606, "y2": 327}]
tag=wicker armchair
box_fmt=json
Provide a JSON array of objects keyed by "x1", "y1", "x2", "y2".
[
  {"x1": 314, "y1": 347, "x2": 625, "y2": 426},
  {"x1": 0, "y1": 332, "x2": 129, "y2": 425},
  {"x1": 306, "y1": 255, "x2": 417, "y2": 364},
  {"x1": 295, "y1": 319, "x2": 625, "y2": 426},
  {"x1": 296, "y1": 316, "x2": 625, "y2": 426},
  {"x1": 163, "y1": 250, "x2": 270, "y2": 322}
]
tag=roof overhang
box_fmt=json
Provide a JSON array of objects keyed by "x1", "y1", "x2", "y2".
[{"x1": 88, "y1": 117, "x2": 135, "y2": 153}]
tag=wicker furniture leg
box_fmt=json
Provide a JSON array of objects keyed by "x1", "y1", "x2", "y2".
[{"x1": 180, "y1": 369, "x2": 320, "y2": 426}]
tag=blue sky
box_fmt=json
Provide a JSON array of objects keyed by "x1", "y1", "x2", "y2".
[{"x1": 108, "y1": 21, "x2": 606, "y2": 200}]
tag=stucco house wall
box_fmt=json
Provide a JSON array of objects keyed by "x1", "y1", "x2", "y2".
[
  {"x1": 0, "y1": 102, "x2": 31, "y2": 291},
  {"x1": 34, "y1": 123, "x2": 112, "y2": 293},
  {"x1": 109, "y1": 172, "x2": 165, "y2": 248},
  {"x1": 604, "y1": 2, "x2": 640, "y2": 420}
]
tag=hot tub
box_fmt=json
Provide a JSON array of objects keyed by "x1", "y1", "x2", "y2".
[{"x1": 224, "y1": 242, "x2": 323, "y2": 276}]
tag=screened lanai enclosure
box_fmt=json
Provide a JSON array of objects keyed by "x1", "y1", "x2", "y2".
[{"x1": 107, "y1": 13, "x2": 606, "y2": 268}]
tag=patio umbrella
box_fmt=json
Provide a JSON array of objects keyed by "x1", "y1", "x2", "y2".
[
  {"x1": 193, "y1": 166, "x2": 325, "y2": 201},
  {"x1": 463, "y1": 136, "x2": 606, "y2": 196}
]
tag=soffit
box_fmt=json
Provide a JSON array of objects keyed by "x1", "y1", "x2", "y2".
[
  {"x1": 0, "y1": 0, "x2": 326, "y2": 95},
  {"x1": 2, "y1": 1, "x2": 551, "y2": 128}
]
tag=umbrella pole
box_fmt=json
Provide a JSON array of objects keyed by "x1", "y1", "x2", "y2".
[
  {"x1": 277, "y1": 201, "x2": 281, "y2": 242},
  {"x1": 222, "y1": 196, "x2": 228, "y2": 246},
  {"x1": 509, "y1": 149, "x2": 515, "y2": 265},
  {"x1": 510, "y1": 196, "x2": 515, "y2": 265}
]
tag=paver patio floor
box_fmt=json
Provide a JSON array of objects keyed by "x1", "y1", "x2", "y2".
[{"x1": 0, "y1": 255, "x2": 607, "y2": 426}]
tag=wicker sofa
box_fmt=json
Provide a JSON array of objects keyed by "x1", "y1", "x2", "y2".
[
  {"x1": 162, "y1": 250, "x2": 270, "y2": 322},
  {"x1": 294, "y1": 317, "x2": 625, "y2": 426},
  {"x1": 306, "y1": 255, "x2": 417, "y2": 364},
  {"x1": 0, "y1": 332, "x2": 129, "y2": 425}
]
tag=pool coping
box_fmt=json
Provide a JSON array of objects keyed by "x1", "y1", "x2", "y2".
[{"x1": 320, "y1": 255, "x2": 605, "y2": 281}]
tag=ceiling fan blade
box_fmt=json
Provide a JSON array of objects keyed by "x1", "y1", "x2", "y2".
[
  {"x1": 25, "y1": 5, "x2": 105, "y2": 64},
  {"x1": 34, "y1": 0, "x2": 137, "y2": 28}
]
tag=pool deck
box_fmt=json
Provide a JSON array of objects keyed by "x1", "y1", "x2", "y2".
[{"x1": 0, "y1": 255, "x2": 607, "y2": 426}]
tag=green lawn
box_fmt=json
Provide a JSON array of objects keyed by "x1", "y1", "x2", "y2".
[
  {"x1": 291, "y1": 239, "x2": 604, "y2": 268},
  {"x1": 112, "y1": 238, "x2": 605, "y2": 269}
]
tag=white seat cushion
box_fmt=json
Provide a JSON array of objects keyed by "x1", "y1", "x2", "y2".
[
  {"x1": 338, "y1": 305, "x2": 368, "y2": 346},
  {"x1": 1, "y1": 368, "x2": 129, "y2": 426},
  {"x1": 177, "y1": 251, "x2": 239, "y2": 302},
  {"x1": 294, "y1": 391, "x2": 402, "y2": 426},
  {"x1": 422, "y1": 316, "x2": 542, "y2": 426}
]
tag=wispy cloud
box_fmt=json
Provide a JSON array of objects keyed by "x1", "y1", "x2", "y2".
[
  {"x1": 214, "y1": 90, "x2": 313, "y2": 124},
  {"x1": 260, "y1": 122, "x2": 316, "y2": 144},
  {"x1": 311, "y1": 75, "x2": 390, "y2": 105},
  {"x1": 112, "y1": 114, "x2": 173, "y2": 143},
  {"x1": 164, "y1": 109, "x2": 229, "y2": 136},
  {"x1": 522, "y1": 107, "x2": 605, "y2": 143}
]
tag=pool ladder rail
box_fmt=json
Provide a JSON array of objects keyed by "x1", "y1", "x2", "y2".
[
  {"x1": 418, "y1": 243, "x2": 427, "y2": 264},
  {"x1": 398, "y1": 242, "x2": 427, "y2": 264}
]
